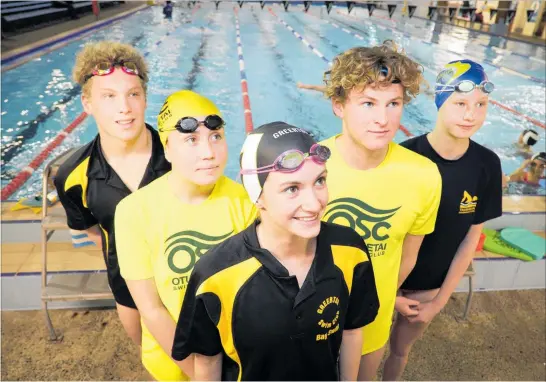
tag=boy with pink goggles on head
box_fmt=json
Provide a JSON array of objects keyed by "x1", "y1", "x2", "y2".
[{"x1": 54, "y1": 41, "x2": 171, "y2": 349}]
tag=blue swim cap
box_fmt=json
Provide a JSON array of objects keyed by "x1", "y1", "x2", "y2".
[{"x1": 435, "y1": 59, "x2": 489, "y2": 110}]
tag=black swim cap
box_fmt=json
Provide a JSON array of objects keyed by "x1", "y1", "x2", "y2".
[
  {"x1": 240, "y1": 121, "x2": 317, "y2": 203},
  {"x1": 522, "y1": 129, "x2": 539, "y2": 146}
]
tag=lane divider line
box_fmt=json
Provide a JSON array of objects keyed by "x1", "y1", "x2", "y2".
[
  {"x1": 325, "y1": 19, "x2": 364, "y2": 40},
  {"x1": 268, "y1": 7, "x2": 331, "y2": 66},
  {"x1": 346, "y1": 8, "x2": 545, "y2": 64},
  {"x1": 1, "y1": 112, "x2": 87, "y2": 201},
  {"x1": 234, "y1": 8, "x2": 254, "y2": 133}
]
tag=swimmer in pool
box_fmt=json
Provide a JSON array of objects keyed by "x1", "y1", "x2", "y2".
[
  {"x1": 508, "y1": 152, "x2": 546, "y2": 186},
  {"x1": 514, "y1": 129, "x2": 540, "y2": 158},
  {"x1": 296, "y1": 82, "x2": 326, "y2": 92}
]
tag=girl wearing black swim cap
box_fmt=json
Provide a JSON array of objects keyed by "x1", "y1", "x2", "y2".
[
  {"x1": 239, "y1": 121, "x2": 330, "y2": 239},
  {"x1": 173, "y1": 122, "x2": 379, "y2": 381}
]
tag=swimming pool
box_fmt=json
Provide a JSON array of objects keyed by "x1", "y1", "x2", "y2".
[{"x1": 1, "y1": 3, "x2": 545, "y2": 200}]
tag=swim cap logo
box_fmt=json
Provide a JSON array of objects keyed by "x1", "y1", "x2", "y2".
[
  {"x1": 440, "y1": 61, "x2": 472, "y2": 85},
  {"x1": 437, "y1": 69, "x2": 455, "y2": 84},
  {"x1": 272, "y1": 127, "x2": 310, "y2": 139},
  {"x1": 159, "y1": 100, "x2": 169, "y2": 115},
  {"x1": 323, "y1": 198, "x2": 400, "y2": 257},
  {"x1": 165, "y1": 230, "x2": 232, "y2": 289},
  {"x1": 158, "y1": 100, "x2": 172, "y2": 129}
]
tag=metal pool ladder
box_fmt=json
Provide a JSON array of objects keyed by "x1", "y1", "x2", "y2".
[{"x1": 41, "y1": 148, "x2": 113, "y2": 341}]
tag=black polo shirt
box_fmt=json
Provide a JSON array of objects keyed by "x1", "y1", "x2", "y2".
[
  {"x1": 172, "y1": 221, "x2": 379, "y2": 381},
  {"x1": 401, "y1": 134, "x2": 503, "y2": 290},
  {"x1": 54, "y1": 124, "x2": 171, "y2": 306}
]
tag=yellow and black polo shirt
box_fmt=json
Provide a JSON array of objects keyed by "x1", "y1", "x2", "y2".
[
  {"x1": 53, "y1": 124, "x2": 171, "y2": 308},
  {"x1": 172, "y1": 220, "x2": 379, "y2": 381}
]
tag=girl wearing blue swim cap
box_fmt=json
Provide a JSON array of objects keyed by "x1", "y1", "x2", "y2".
[{"x1": 384, "y1": 60, "x2": 503, "y2": 380}]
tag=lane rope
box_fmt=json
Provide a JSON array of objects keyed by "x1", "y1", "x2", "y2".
[{"x1": 234, "y1": 7, "x2": 254, "y2": 133}]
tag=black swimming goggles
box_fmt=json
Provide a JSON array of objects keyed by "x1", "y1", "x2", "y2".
[{"x1": 172, "y1": 114, "x2": 225, "y2": 133}]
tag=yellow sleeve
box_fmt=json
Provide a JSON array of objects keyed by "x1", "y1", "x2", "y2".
[
  {"x1": 243, "y1": 197, "x2": 258, "y2": 228},
  {"x1": 408, "y1": 164, "x2": 442, "y2": 235},
  {"x1": 115, "y1": 197, "x2": 154, "y2": 280}
]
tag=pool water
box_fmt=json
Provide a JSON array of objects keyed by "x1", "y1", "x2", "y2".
[{"x1": 1, "y1": 3, "x2": 545, "y2": 199}]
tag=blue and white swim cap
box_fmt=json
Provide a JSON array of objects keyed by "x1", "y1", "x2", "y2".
[{"x1": 435, "y1": 59, "x2": 489, "y2": 110}]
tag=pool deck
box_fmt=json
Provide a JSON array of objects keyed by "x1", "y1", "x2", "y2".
[
  {"x1": 1, "y1": 1, "x2": 146, "y2": 54},
  {"x1": 2, "y1": 195, "x2": 544, "y2": 223},
  {"x1": 1, "y1": 195, "x2": 544, "y2": 276}
]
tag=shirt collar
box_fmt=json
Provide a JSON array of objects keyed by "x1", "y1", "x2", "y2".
[
  {"x1": 87, "y1": 124, "x2": 170, "y2": 183},
  {"x1": 242, "y1": 220, "x2": 338, "y2": 283}
]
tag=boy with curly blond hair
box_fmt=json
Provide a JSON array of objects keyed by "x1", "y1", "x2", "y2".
[
  {"x1": 319, "y1": 41, "x2": 442, "y2": 380},
  {"x1": 54, "y1": 41, "x2": 170, "y2": 348}
]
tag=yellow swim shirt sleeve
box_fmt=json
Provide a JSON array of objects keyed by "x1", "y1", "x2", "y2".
[
  {"x1": 115, "y1": 197, "x2": 154, "y2": 280},
  {"x1": 243, "y1": 198, "x2": 258, "y2": 228},
  {"x1": 409, "y1": 164, "x2": 443, "y2": 236}
]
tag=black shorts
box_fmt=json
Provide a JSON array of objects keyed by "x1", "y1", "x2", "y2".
[
  {"x1": 401, "y1": 267, "x2": 448, "y2": 291},
  {"x1": 107, "y1": 254, "x2": 137, "y2": 309}
]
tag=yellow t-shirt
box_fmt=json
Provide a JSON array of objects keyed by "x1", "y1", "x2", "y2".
[
  {"x1": 115, "y1": 174, "x2": 257, "y2": 381},
  {"x1": 320, "y1": 136, "x2": 442, "y2": 355}
]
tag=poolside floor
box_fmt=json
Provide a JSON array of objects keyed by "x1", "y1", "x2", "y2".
[{"x1": 1, "y1": 289, "x2": 544, "y2": 381}]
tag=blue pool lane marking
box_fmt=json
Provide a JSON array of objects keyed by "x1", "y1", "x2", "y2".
[
  {"x1": 326, "y1": 20, "x2": 364, "y2": 41},
  {"x1": 268, "y1": 7, "x2": 331, "y2": 66},
  {"x1": 484, "y1": 45, "x2": 545, "y2": 64}
]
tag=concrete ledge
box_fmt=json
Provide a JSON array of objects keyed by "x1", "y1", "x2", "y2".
[{"x1": 1, "y1": 4, "x2": 148, "y2": 72}]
